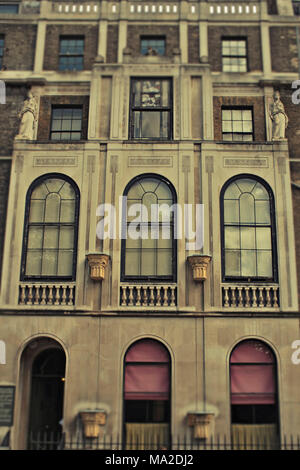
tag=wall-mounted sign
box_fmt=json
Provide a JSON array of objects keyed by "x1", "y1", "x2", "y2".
[{"x1": 0, "y1": 386, "x2": 15, "y2": 426}]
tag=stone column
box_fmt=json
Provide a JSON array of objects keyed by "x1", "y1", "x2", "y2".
[
  {"x1": 261, "y1": 22, "x2": 272, "y2": 76},
  {"x1": 33, "y1": 21, "x2": 46, "y2": 72}
]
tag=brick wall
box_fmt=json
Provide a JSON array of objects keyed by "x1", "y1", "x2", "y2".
[
  {"x1": 213, "y1": 96, "x2": 266, "y2": 141},
  {"x1": 0, "y1": 25, "x2": 36, "y2": 70},
  {"x1": 278, "y1": 86, "x2": 300, "y2": 159},
  {"x1": 267, "y1": 0, "x2": 278, "y2": 14},
  {"x1": 208, "y1": 27, "x2": 262, "y2": 72},
  {"x1": 188, "y1": 25, "x2": 199, "y2": 63},
  {"x1": 0, "y1": 85, "x2": 28, "y2": 156},
  {"x1": 270, "y1": 27, "x2": 298, "y2": 73},
  {"x1": 127, "y1": 25, "x2": 179, "y2": 57},
  {"x1": 37, "y1": 95, "x2": 90, "y2": 140},
  {"x1": 106, "y1": 24, "x2": 118, "y2": 63},
  {"x1": 43, "y1": 25, "x2": 98, "y2": 70},
  {"x1": 0, "y1": 160, "x2": 11, "y2": 281}
]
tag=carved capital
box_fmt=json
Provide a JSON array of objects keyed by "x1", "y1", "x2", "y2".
[
  {"x1": 87, "y1": 253, "x2": 110, "y2": 281},
  {"x1": 187, "y1": 255, "x2": 211, "y2": 281},
  {"x1": 80, "y1": 410, "x2": 107, "y2": 438},
  {"x1": 187, "y1": 412, "x2": 214, "y2": 440}
]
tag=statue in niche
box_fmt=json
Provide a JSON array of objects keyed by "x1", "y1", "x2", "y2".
[
  {"x1": 269, "y1": 90, "x2": 288, "y2": 140},
  {"x1": 15, "y1": 90, "x2": 38, "y2": 140}
]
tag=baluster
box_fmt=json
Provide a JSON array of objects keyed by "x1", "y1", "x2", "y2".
[
  {"x1": 136, "y1": 286, "x2": 141, "y2": 306},
  {"x1": 231, "y1": 287, "x2": 237, "y2": 307},
  {"x1": 40, "y1": 285, "x2": 47, "y2": 305},
  {"x1": 54, "y1": 285, "x2": 61, "y2": 305},
  {"x1": 252, "y1": 287, "x2": 258, "y2": 307},
  {"x1": 149, "y1": 286, "x2": 155, "y2": 306},
  {"x1": 258, "y1": 287, "x2": 264, "y2": 307},
  {"x1": 19, "y1": 285, "x2": 26, "y2": 305},
  {"x1": 170, "y1": 286, "x2": 176, "y2": 307},
  {"x1": 273, "y1": 287, "x2": 279, "y2": 308},
  {"x1": 128, "y1": 287, "x2": 134, "y2": 306},
  {"x1": 142, "y1": 286, "x2": 148, "y2": 306},
  {"x1": 244, "y1": 287, "x2": 250, "y2": 308},
  {"x1": 33, "y1": 285, "x2": 39, "y2": 305},
  {"x1": 237, "y1": 287, "x2": 243, "y2": 307},
  {"x1": 48, "y1": 285, "x2": 54, "y2": 305},
  {"x1": 28, "y1": 285, "x2": 33, "y2": 305},
  {"x1": 121, "y1": 286, "x2": 127, "y2": 306},
  {"x1": 265, "y1": 287, "x2": 271, "y2": 308},
  {"x1": 163, "y1": 286, "x2": 168, "y2": 307},
  {"x1": 68, "y1": 286, "x2": 74, "y2": 306},
  {"x1": 223, "y1": 287, "x2": 229, "y2": 307},
  {"x1": 61, "y1": 286, "x2": 67, "y2": 306}
]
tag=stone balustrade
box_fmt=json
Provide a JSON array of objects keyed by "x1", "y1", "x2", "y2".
[
  {"x1": 222, "y1": 284, "x2": 279, "y2": 308},
  {"x1": 120, "y1": 284, "x2": 177, "y2": 307},
  {"x1": 19, "y1": 283, "x2": 76, "y2": 306}
]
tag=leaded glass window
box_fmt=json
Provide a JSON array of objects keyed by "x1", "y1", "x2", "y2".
[
  {"x1": 222, "y1": 38, "x2": 247, "y2": 72},
  {"x1": 50, "y1": 107, "x2": 82, "y2": 141},
  {"x1": 221, "y1": 177, "x2": 277, "y2": 281},
  {"x1": 22, "y1": 175, "x2": 79, "y2": 280},
  {"x1": 222, "y1": 108, "x2": 253, "y2": 141},
  {"x1": 59, "y1": 36, "x2": 84, "y2": 71}
]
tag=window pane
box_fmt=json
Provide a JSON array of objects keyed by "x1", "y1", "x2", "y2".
[
  {"x1": 257, "y1": 252, "x2": 273, "y2": 277},
  {"x1": 157, "y1": 249, "x2": 172, "y2": 276},
  {"x1": 224, "y1": 200, "x2": 239, "y2": 224},
  {"x1": 224, "y1": 182, "x2": 241, "y2": 199},
  {"x1": 140, "y1": 111, "x2": 161, "y2": 138},
  {"x1": 125, "y1": 249, "x2": 140, "y2": 276},
  {"x1": 256, "y1": 227, "x2": 272, "y2": 249},
  {"x1": 59, "y1": 182, "x2": 75, "y2": 199},
  {"x1": 225, "y1": 226, "x2": 240, "y2": 249},
  {"x1": 225, "y1": 250, "x2": 240, "y2": 276},
  {"x1": 255, "y1": 200, "x2": 271, "y2": 224},
  {"x1": 41, "y1": 251, "x2": 57, "y2": 276},
  {"x1": 141, "y1": 250, "x2": 156, "y2": 275},
  {"x1": 60, "y1": 200, "x2": 75, "y2": 222},
  {"x1": 44, "y1": 226, "x2": 59, "y2": 249},
  {"x1": 45, "y1": 179, "x2": 64, "y2": 193},
  {"x1": 26, "y1": 251, "x2": 42, "y2": 276},
  {"x1": 28, "y1": 227, "x2": 43, "y2": 249},
  {"x1": 29, "y1": 200, "x2": 45, "y2": 223},
  {"x1": 45, "y1": 193, "x2": 61, "y2": 222},
  {"x1": 57, "y1": 251, "x2": 73, "y2": 276},
  {"x1": 240, "y1": 227, "x2": 255, "y2": 249},
  {"x1": 241, "y1": 250, "x2": 256, "y2": 276},
  {"x1": 240, "y1": 193, "x2": 255, "y2": 224},
  {"x1": 59, "y1": 226, "x2": 75, "y2": 249}
]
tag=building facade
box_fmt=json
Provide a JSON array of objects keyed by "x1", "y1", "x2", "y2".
[{"x1": 0, "y1": 0, "x2": 300, "y2": 450}]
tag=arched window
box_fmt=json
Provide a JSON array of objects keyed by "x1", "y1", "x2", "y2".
[
  {"x1": 230, "y1": 339, "x2": 279, "y2": 448},
  {"x1": 221, "y1": 176, "x2": 277, "y2": 281},
  {"x1": 124, "y1": 339, "x2": 171, "y2": 449},
  {"x1": 21, "y1": 174, "x2": 79, "y2": 280},
  {"x1": 121, "y1": 175, "x2": 177, "y2": 281}
]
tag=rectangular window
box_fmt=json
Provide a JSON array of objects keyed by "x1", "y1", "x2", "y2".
[
  {"x1": 222, "y1": 108, "x2": 253, "y2": 142},
  {"x1": 0, "y1": 4, "x2": 19, "y2": 13},
  {"x1": 140, "y1": 36, "x2": 166, "y2": 56},
  {"x1": 293, "y1": 1, "x2": 300, "y2": 15},
  {"x1": 0, "y1": 36, "x2": 4, "y2": 69},
  {"x1": 50, "y1": 107, "x2": 82, "y2": 141},
  {"x1": 129, "y1": 78, "x2": 172, "y2": 140},
  {"x1": 59, "y1": 36, "x2": 84, "y2": 71},
  {"x1": 222, "y1": 38, "x2": 247, "y2": 72}
]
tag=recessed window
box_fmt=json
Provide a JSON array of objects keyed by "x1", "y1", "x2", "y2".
[
  {"x1": 293, "y1": 1, "x2": 300, "y2": 15},
  {"x1": 50, "y1": 107, "x2": 82, "y2": 141},
  {"x1": 221, "y1": 176, "x2": 277, "y2": 281},
  {"x1": 59, "y1": 36, "x2": 84, "y2": 71},
  {"x1": 140, "y1": 36, "x2": 166, "y2": 56},
  {"x1": 222, "y1": 108, "x2": 253, "y2": 141},
  {"x1": 222, "y1": 38, "x2": 247, "y2": 72},
  {"x1": 129, "y1": 78, "x2": 172, "y2": 140},
  {"x1": 0, "y1": 4, "x2": 19, "y2": 13},
  {"x1": 0, "y1": 36, "x2": 4, "y2": 69},
  {"x1": 21, "y1": 175, "x2": 80, "y2": 280}
]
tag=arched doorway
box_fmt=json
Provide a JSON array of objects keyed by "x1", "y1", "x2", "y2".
[
  {"x1": 230, "y1": 339, "x2": 279, "y2": 449},
  {"x1": 17, "y1": 337, "x2": 66, "y2": 450},
  {"x1": 124, "y1": 339, "x2": 171, "y2": 449}
]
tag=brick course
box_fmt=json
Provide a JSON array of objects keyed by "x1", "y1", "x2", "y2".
[
  {"x1": 43, "y1": 25, "x2": 98, "y2": 70},
  {"x1": 188, "y1": 25, "x2": 200, "y2": 63},
  {"x1": 208, "y1": 27, "x2": 263, "y2": 72},
  {"x1": 0, "y1": 25, "x2": 36, "y2": 70},
  {"x1": 106, "y1": 24, "x2": 118, "y2": 63},
  {"x1": 276, "y1": 85, "x2": 300, "y2": 159},
  {"x1": 213, "y1": 96, "x2": 266, "y2": 141},
  {"x1": 270, "y1": 27, "x2": 298, "y2": 73},
  {"x1": 0, "y1": 85, "x2": 28, "y2": 156},
  {"x1": 37, "y1": 95, "x2": 90, "y2": 140},
  {"x1": 127, "y1": 25, "x2": 179, "y2": 57}
]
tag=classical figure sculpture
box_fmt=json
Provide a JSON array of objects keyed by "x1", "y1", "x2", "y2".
[
  {"x1": 269, "y1": 90, "x2": 288, "y2": 140},
  {"x1": 15, "y1": 91, "x2": 37, "y2": 140}
]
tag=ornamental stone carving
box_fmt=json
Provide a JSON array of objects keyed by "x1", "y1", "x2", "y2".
[
  {"x1": 87, "y1": 253, "x2": 110, "y2": 281},
  {"x1": 15, "y1": 91, "x2": 38, "y2": 140},
  {"x1": 269, "y1": 91, "x2": 288, "y2": 141},
  {"x1": 187, "y1": 255, "x2": 212, "y2": 281}
]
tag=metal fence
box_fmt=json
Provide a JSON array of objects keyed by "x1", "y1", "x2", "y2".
[{"x1": 27, "y1": 432, "x2": 300, "y2": 451}]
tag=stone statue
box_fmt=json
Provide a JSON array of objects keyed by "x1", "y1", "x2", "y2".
[
  {"x1": 269, "y1": 90, "x2": 288, "y2": 140},
  {"x1": 15, "y1": 91, "x2": 37, "y2": 140}
]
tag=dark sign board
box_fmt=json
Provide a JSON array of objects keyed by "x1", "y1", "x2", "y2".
[{"x1": 0, "y1": 386, "x2": 15, "y2": 426}]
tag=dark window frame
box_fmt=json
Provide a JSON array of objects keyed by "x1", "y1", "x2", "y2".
[
  {"x1": 120, "y1": 173, "x2": 177, "y2": 283},
  {"x1": 293, "y1": 1, "x2": 300, "y2": 15},
  {"x1": 0, "y1": 3, "x2": 19, "y2": 14},
  {"x1": 140, "y1": 36, "x2": 166, "y2": 56},
  {"x1": 50, "y1": 105, "x2": 83, "y2": 141},
  {"x1": 221, "y1": 106, "x2": 254, "y2": 142},
  {"x1": 222, "y1": 36, "x2": 248, "y2": 73},
  {"x1": 58, "y1": 35, "x2": 85, "y2": 72},
  {"x1": 220, "y1": 174, "x2": 278, "y2": 283},
  {"x1": 20, "y1": 173, "x2": 80, "y2": 282},
  {"x1": 129, "y1": 77, "x2": 173, "y2": 141}
]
